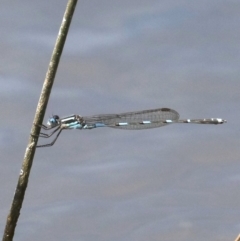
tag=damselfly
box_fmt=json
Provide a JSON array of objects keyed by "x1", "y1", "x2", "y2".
[{"x1": 36, "y1": 107, "x2": 226, "y2": 147}]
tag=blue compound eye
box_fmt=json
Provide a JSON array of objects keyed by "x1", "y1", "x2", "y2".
[
  {"x1": 53, "y1": 115, "x2": 59, "y2": 120},
  {"x1": 47, "y1": 115, "x2": 60, "y2": 127}
]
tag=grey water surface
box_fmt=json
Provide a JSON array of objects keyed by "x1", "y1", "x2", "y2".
[{"x1": 0, "y1": 1, "x2": 239, "y2": 241}]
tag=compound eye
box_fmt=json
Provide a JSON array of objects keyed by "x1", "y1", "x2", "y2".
[
  {"x1": 53, "y1": 115, "x2": 60, "y2": 120},
  {"x1": 47, "y1": 115, "x2": 60, "y2": 127}
]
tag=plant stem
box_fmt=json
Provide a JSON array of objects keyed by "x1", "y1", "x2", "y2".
[{"x1": 2, "y1": 1, "x2": 78, "y2": 240}]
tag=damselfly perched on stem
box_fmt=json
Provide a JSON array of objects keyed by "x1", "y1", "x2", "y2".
[{"x1": 35, "y1": 107, "x2": 226, "y2": 147}]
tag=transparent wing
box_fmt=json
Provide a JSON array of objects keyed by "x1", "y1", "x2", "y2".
[{"x1": 83, "y1": 108, "x2": 180, "y2": 130}]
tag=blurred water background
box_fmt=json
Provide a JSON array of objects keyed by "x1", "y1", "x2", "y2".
[{"x1": 0, "y1": 1, "x2": 239, "y2": 240}]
